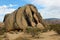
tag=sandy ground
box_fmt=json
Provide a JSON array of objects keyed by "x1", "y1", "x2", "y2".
[
  {"x1": 34, "y1": 31, "x2": 60, "y2": 40},
  {"x1": 0, "y1": 31, "x2": 60, "y2": 40}
]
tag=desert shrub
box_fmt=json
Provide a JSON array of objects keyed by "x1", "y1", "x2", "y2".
[
  {"x1": 42, "y1": 28, "x2": 48, "y2": 32},
  {"x1": 53, "y1": 24, "x2": 60, "y2": 34},
  {"x1": 0, "y1": 27, "x2": 6, "y2": 35},
  {"x1": 48, "y1": 25, "x2": 54, "y2": 31},
  {"x1": 25, "y1": 27, "x2": 41, "y2": 37},
  {"x1": 49, "y1": 24, "x2": 60, "y2": 34}
]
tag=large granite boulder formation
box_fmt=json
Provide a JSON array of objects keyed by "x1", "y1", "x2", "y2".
[{"x1": 3, "y1": 4, "x2": 46, "y2": 32}]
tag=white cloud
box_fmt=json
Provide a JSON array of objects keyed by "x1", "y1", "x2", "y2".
[
  {"x1": 0, "y1": 4, "x2": 17, "y2": 14},
  {"x1": 0, "y1": 16, "x2": 4, "y2": 22},
  {"x1": 0, "y1": 4, "x2": 16, "y2": 22},
  {"x1": 9, "y1": 4, "x2": 17, "y2": 7},
  {"x1": 29, "y1": 0, "x2": 60, "y2": 18}
]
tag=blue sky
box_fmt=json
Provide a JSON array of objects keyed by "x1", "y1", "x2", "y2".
[{"x1": 0, "y1": 0, "x2": 60, "y2": 22}]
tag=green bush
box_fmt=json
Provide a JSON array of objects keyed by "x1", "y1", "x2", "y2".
[
  {"x1": 49, "y1": 24, "x2": 60, "y2": 34},
  {"x1": 25, "y1": 27, "x2": 41, "y2": 37}
]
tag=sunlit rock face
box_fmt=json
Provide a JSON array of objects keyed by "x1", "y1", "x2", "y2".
[{"x1": 3, "y1": 4, "x2": 45, "y2": 32}]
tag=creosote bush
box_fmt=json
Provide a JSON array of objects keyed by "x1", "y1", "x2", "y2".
[{"x1": 25, "y1": 27, "x2": 41, "y2": 37}]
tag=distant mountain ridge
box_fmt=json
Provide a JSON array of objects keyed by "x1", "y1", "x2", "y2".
[
  {"x1": 43, "y1": 18, "x2": 60, "y2": 25},
  {"x1": 44, "y1": 18, "x2": 60, "y2": 20}
]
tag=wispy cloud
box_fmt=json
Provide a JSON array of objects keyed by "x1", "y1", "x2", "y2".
[
  {"x1": 29, "y1": 0, "x2": 60, "y2": 18},
  {"x1": 0, "y1": 4, "x2": 16, "y2": 22}
]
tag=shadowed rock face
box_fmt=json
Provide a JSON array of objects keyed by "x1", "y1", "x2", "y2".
[{"x1": 3, "y1": 4, "x2": 45, "y2": 32}]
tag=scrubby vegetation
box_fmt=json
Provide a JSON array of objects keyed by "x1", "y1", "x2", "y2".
[
  {"x1": 48, "y1": 24, "x2": 60, "y2": 34},
  {"x1": 25, "y1": 27, "x2": 41, "y2": 37},
  {"x1": 0, "y1": 27, "x2": 6, "y2": 35}
]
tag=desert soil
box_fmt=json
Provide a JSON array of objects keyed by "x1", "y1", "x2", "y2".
[
  {"x1": 0, "y1": 31, "x2": 60, "y2": 40},
  {"x1": 34, "y1": 31, "x2": 60, "y2": 40}
]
